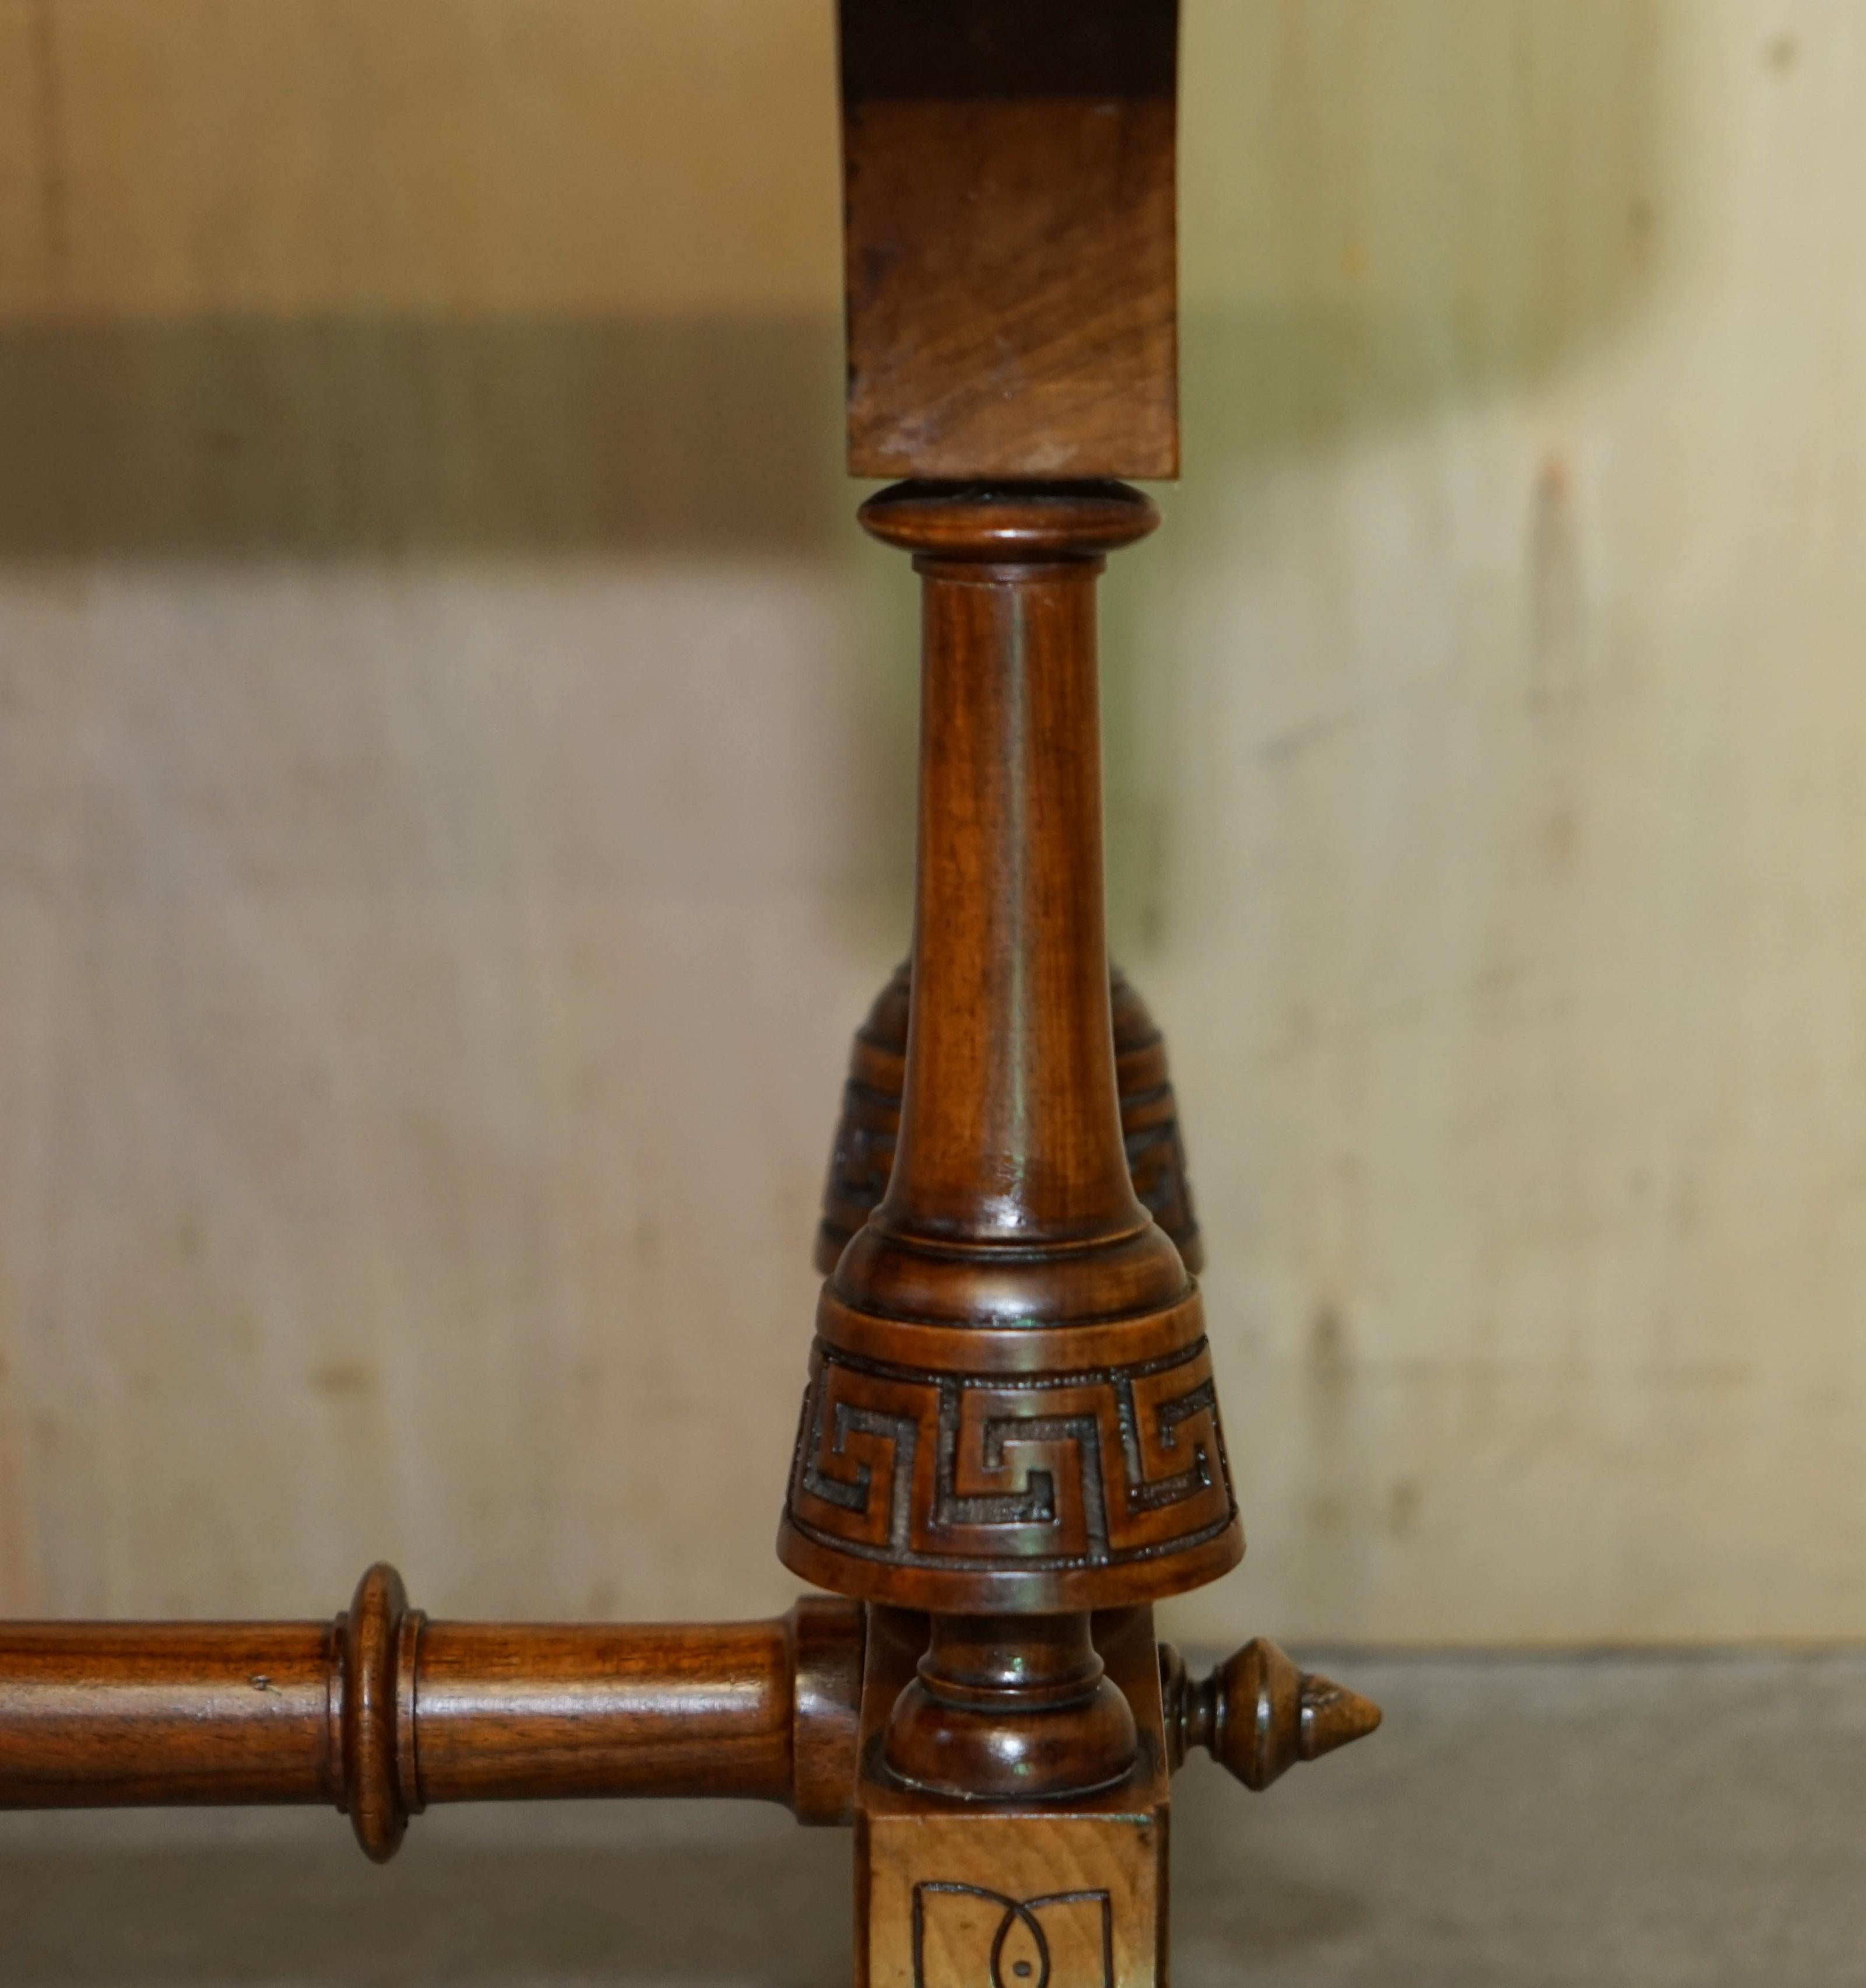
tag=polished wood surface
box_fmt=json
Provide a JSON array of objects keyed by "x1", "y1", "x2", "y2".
[
  {"x1": 779, "y1": 485, "x2": 1242, "y2": 1618},
  {"x1": 0, "y1": 9, "x2": 1382, "y2": 1976},
  {"x1": 815, "y1": 964, "x2": 1204, "y2": 1276},
  {"x1": 0, "y1": 1620, "x2": 340, "y2": 1810},
  {"x1": 1158, "y1": 1637, "x2": 1382, "y2": 1793},
  {"x1": 880, "y1": 1611, "x2": 1137, "y2": 1802},
  {"x1": 840, "y1": 0, "x2": 1179, "y2": 479},
  {"x1": 0, "y1": 1567, "x2": 865, "y2": 1857},
  {"x1": 417, "y1": 1595, "x2": 862, "y2": 1822},
  {"x1": 854, "y1": 1606, "x2": 1173, "y2": 1988}
]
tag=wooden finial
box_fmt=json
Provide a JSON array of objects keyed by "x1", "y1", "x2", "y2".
[{"x1": 1160, "y1": 1638, "x2": 1384, "y2": 1792}]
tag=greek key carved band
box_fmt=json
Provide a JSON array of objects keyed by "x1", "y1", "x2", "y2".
[{"x1": 784, "y1": 1337, "x2": 1236, "y2": 1574}]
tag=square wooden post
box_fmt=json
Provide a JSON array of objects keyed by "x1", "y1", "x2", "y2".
[{"x1": 855, "y1": 1608, "x2": 1171, "y2": 1988}]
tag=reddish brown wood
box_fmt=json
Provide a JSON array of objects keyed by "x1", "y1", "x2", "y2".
[
  {"x1": 840, "y1": 0, "x2": 1179, "y2": 479},
  {"x1": 1109, "y1": 972, "x2": 1204, "y2": 1270},
  {"x1": 0, "y1": 1620, "x2": 340, "y2": 1809},
  {"x1": 0, "y1": 1569, "x2": 865, "y2": 1857},
  {"x1": 778, "y1": 484, "x2": 1242, "y2": 1807},
  {"x1": 815, "y1": 963, "x2": 1204, "y2": 1275},
  {"x1": 416, "y1": 1597, "x2": 862, "y2": 1822},
  {"x1": 342, "y1": 1561, "x2": 413, "y2": 1859},
  {"x1": 881, "y1": 1611, "x2": 1137, "y2": 1801},
  {"x1": 779, "y1": 486, "x2": 1242, "y2": 1622},
  {"x1": 1158, "y1": 1637, "x2": 1382, "y2": 1792},
  {"x1": 855, "y1": 1606, "x2": 1174, "y2": 1988}
]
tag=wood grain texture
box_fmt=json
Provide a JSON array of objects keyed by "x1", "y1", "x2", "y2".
[
  {"x1": 0, "y1": 1574, "x2": 866, "y2": 1851},
  {"x1": 0, "y1": 1, "x2": 1862, "y2": 1648},
  {"x1": 815, "y1": 965, "x2": 1203, "y2": 1275},
  {"x1": 839, "y1": 0, "x2": 1178, "y2": 479},
  {"x1": 855, "y1": 1606, "x2": 1171, "y2": 1988},
  {"x1": 0, "y1": 1620, "x2": 339, "y2": 1808},
  {"x1": 415, "y1": 1599, "x2": 862, "y2": 1821},
  {"x1": 779, "y1": 487, "x2": 1241, "y2": 1616}
]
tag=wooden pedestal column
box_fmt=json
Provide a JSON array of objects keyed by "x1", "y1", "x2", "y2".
[
  {"x1": 779, "y1": 487, "x2": 1241, "y2": 1619},
  {"x1": 778, "y1": 485, "x2": 1241, "y2": 1985},
  {"x1": 0, "y1": 5, "x2": 1382, "y2": 1972},
  {"x1": 781, "y1": 10, "x2": 1250, "y2": 1978}
]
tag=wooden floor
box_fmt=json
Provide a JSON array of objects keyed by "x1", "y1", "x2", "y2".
[{"x1": 0, "y1": 1650, "x2": 1858, "y2": 1987}]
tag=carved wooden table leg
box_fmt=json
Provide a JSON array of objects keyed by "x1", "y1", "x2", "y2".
[
  {"x1": 777, "y1": 8, "x2": 1379, "y2": 1980},
  {"x1": 0, "y1": 3, "x2": 1382, "y2": 1974},
  {"x1": 779, "y1": 480, "x2": 1244, "y2": 1988}
]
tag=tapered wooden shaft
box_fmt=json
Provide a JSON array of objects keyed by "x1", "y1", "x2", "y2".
[
  {"x1": 831, "y1": 487, "x2": 1189, "y2": 1326},
  {"x1": 891, "y1": 546, "x2": 1135, "y2": 1248},
  {"x1": 779, "y1": 487, "x2": 1239, "y2": 1796},
  {"x1": 814, "y1": 963, "x2": 1204, "y2": 1275}
]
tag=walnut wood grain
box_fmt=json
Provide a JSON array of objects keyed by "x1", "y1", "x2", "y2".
[
  {"x1": 815, "y1": 963, "x2": 1204, "y2": 1276},
  {"x1": 881, "y1": 1611, "x2": 1138, "y2": 1801},
  {"x1": 855, "y1": 1606, "x2": 1173, "y2": 1988},
  {"x1": 0, "y1": 1621, "x2": 340, "y2": 1810},
  {"x1": 779, "y1": 485, "x2": 1242, "y2": 1619},
  {"x1": 840, "y1": 0, "x2": 1179, "y2": 479},
  {"x1": 416, "y1": 1600, "x2": 862, "y2": 1821},
  {"x1": 0, "y1": 1568, "x2": 865, "y2": 1857},
  {"x1": 1158, "y1": 1637, "x2": 1382, "y2": 1793}
]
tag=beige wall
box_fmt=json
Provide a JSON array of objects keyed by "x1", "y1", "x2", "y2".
[{"x1": 0, "y1": 0, "x2": 1861, "y2": 1642}]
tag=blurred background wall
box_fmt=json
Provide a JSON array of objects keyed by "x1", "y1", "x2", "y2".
[{"x1": 0, "y1": 0, "x2": 1859, "y2": 1644}]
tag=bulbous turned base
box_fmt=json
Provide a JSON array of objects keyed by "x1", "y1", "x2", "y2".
[{"x1": 883, "y1": 1615, "x2": 1138, "y2": 1801}]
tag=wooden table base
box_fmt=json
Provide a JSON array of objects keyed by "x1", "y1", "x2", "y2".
[{"x1": 0, "y1": 2, "x2": 1382, "y2": 1975}]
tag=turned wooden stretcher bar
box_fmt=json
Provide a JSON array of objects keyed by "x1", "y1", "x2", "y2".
[{"x1": 0, "y1": 6, "x2": 1377, "y2": 1979}]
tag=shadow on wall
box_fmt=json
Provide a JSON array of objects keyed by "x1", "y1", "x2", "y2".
[
  {"x1": 0, "y1": 5, "x2": 1667, "y2": 568},
  {"x1": 0, "y1": 318, "x2": 848, "y2": 560}
]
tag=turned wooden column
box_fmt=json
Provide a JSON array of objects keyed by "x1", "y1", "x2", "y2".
[
  {"x1": 780, "y1": 490, "x2": 1237, "y2": 1536},
  {"x1": 814, "y1": 963, "x2": 1206, "y2": 1276},
  {"x1": 0, "y1": 8, "x2": 1381, "y2": 1965},
  {"x1": 780, "y1": 496, "x2": 1241, "y2": 1803},
  {"x1": 0, "y1": 1569, "x2": 867, "y2": 1859}
]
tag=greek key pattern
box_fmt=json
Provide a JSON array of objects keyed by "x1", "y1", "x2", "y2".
[{"x1": 785, "y1": 1337, "x2": 1235, "y2": 1573}]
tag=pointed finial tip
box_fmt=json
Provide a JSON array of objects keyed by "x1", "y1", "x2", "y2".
[
  {"x1": 1175, "y1": 1637, "x2": 1382, "y2": 1792},
  {"x1": 1298, "y1": 1672, "x2": 1383, "y2": 1761}
]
